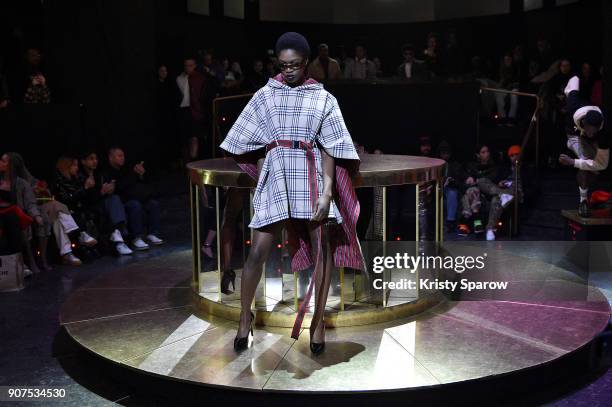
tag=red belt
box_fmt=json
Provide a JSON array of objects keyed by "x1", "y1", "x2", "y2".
[{"x1": 266, "y1": 139, "x2": 323, "y2": 339}]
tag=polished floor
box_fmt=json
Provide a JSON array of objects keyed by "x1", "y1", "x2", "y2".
[
  {"x1": 3, "y1": 189, "x2": 612, "y2": 405},
  {"x1": 59, "y1": 247, "x2": 610, "y2": 396}
]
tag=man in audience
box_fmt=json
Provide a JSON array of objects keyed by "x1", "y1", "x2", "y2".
[
  {"x1": 480, "y1": 145, "x2": 524, "y2": 241},
  {"x1": 99, "y1": 147, "x2": 164, "y2": 251},
  {"x1": 176, "y1": 56, "x2": 206, "y2": 161},
  {"x1": 558, "y1": 75, "x2": 609, "y2": 217},
  {"x1": 80, "y1": 149, "x2": 133, "y2": 255},
  {"x1": 461, "y1": 145, "x2": 513, "y2": 238},
  {"x1": 396, "y1": 44, "x2": 427, "y2": 80},
  {"x1": 308, "y1": 44, "x2": 342, "y2": 82},
  {"x1": 343, "y1": 45, "x2": 377, "y2": 80}
]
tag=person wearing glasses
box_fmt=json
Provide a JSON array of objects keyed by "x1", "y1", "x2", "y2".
[{"x1": 220, "y1": 32, "x2": 365, "y2": 354}]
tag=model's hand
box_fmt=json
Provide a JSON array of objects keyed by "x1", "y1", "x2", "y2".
[
  {"x1": 558, "y1": 154, "x2": 575, "y2": 166},
  {"x1": 35, "y1": 215, "x2": 43, "y2": 225},
  {"x1": 312, "y1": 195, "x2": 331, "y2": 222}
]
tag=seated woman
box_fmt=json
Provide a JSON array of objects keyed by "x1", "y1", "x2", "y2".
[
  {"x1": 52, "y1": 156, "x2": 99, "y2": 247},
  {"x1": 3, "y1": 152, "x2": 85, "y2": 267}
]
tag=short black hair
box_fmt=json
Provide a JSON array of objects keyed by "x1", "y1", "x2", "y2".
[
  {"x1": 275, "y1": 32, "x2": 311, "y2": 58},
  {"x1": 108, "y1": 146, "x2": 123, "y2": 155},
  {"x1": 79, "y1": 148, "x2": 98, "y2": 160}
]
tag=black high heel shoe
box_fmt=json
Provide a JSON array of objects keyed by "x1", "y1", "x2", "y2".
[
  {"x1": 221, "y1": 269, "x2": 236, "y2": 294},
  {"x1": 234, "y1": 311, "x2": 254, "y2": 351},
  {"x1": 310, "y1": 321, "x2": 326, "y2": 355}
]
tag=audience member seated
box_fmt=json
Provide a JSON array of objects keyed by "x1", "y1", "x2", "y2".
[
  {"x1": 437, "y1": 141, "x2": 465, "y2": 232},
  {"x1": 0, "y1": 152, "x2": 40, "y2": 273},
  {"x1": 461, "y1": 145, "x2": 506, "y2": 237},
  {"x1": 1, "y1": 152, "x2": 84, "y2": 269},
  {"x1": 79, "y1": 150, "x2": 133, "y2": 256},
  {"x1": 308, "y1": 43, "x2": 342, "y2": 82},
  {"x1": 461, "y1": 145, "x2": 516, "y2": 240},
  {"x1": 343, "y1": 45, "x2": 377, "y2": 80},
  {"x1": 52, "y1": 156, "x2": 99, "y2": 247},
  {"x1": 396, "y1": 44, "x2": 427, "y2": 80},
  {"x1": 99, "y1": 147, "x2": 164, "y2": 251}
]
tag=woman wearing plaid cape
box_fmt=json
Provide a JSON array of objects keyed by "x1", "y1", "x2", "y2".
[{"x1": 220, "y1": 32, "x2": 365, "y2": 354}]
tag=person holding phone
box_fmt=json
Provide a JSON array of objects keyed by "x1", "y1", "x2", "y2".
[{"x1": 99, "y1": 147, "x2": 164, "y2": 251}]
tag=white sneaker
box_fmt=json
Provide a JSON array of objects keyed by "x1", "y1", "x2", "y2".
[
  {"x1": 110, "y1": 229, "x2": 125, "y2": 243},
  {"x1": 116, "y1": 242, "x2": 133, "y2": 255},
  {"x1": 24, "y1": 267, "x2": 33, "y2": 277},
  {"x1": 486, "y1": 229, "x2": 496, "y2": 241},
  {"x1": 500, "y1": 193, "x2": 514, "y2": 208},
  {"x1": 132, "y1": 238, "x2": 150, "y2": 251},
  {"x1": 79, "y1": 231, "x2": 98, "y2": 247},
  {"x1": 146, "y1": 234, "x2": 164, "y2": 246}
]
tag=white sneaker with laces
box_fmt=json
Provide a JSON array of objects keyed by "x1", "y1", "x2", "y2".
[
  {"x1": 110, "y1": 229, "x2": 125, "y2": 243},
  {"x1": 500, "y1": 193, "x2": 514, "y2": 208},
  {"x1": 146, "y1": 234, "x2": 164, "y2": 246},
  {"x1": 486, "y1": 229, "x2": 496, "y2": 241},
  {"x1": 116, "y1": 242, "x2": 133, "y2": 255},
  {"x1": 79, "y1": 231, "x2": 98, "y2": 247},
  {"x1": 132, "y1": 237, "x2": 150, "y2": 251}
]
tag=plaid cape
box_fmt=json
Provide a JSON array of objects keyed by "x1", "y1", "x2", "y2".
[{"x1": 220, "y1": 75, "x2": 365, "y2": 272}]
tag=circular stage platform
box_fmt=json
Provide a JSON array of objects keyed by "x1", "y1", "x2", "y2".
[{"x1": 60, "y1": 248, "x2": 610, "y2": 404}]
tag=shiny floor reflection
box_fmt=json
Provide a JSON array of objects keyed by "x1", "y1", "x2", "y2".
[{"x1": 61, "y1": 250, "x2": 611, "y2": 393}]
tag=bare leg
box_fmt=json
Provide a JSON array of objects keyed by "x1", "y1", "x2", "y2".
[
  {"x1": 23, "y1": 237, "x2": 41, "y2": 274},
  {"x1": 237, "y1": 221, "x2": 281, "y2": 338},
  {"x1": 308, "y1": 222, "x2": 333, "y2": 344}
]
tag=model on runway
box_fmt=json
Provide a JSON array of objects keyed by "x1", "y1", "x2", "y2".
[{"x1": 220, "y1": 32, "x2": 365, "y2": 354}]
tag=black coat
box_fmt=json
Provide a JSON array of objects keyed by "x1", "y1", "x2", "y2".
[{"x1": 98, "y1": 165, "x2": 153, "y2": 203}]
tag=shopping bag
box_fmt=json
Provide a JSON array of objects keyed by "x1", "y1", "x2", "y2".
[{"x1": 0, "y1": 253, "x2": 25, "y2": 292}]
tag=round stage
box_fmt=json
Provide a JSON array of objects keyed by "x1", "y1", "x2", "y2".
[{"x1": 60, "y1": 248, "x2": 610, "y2": 404}]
